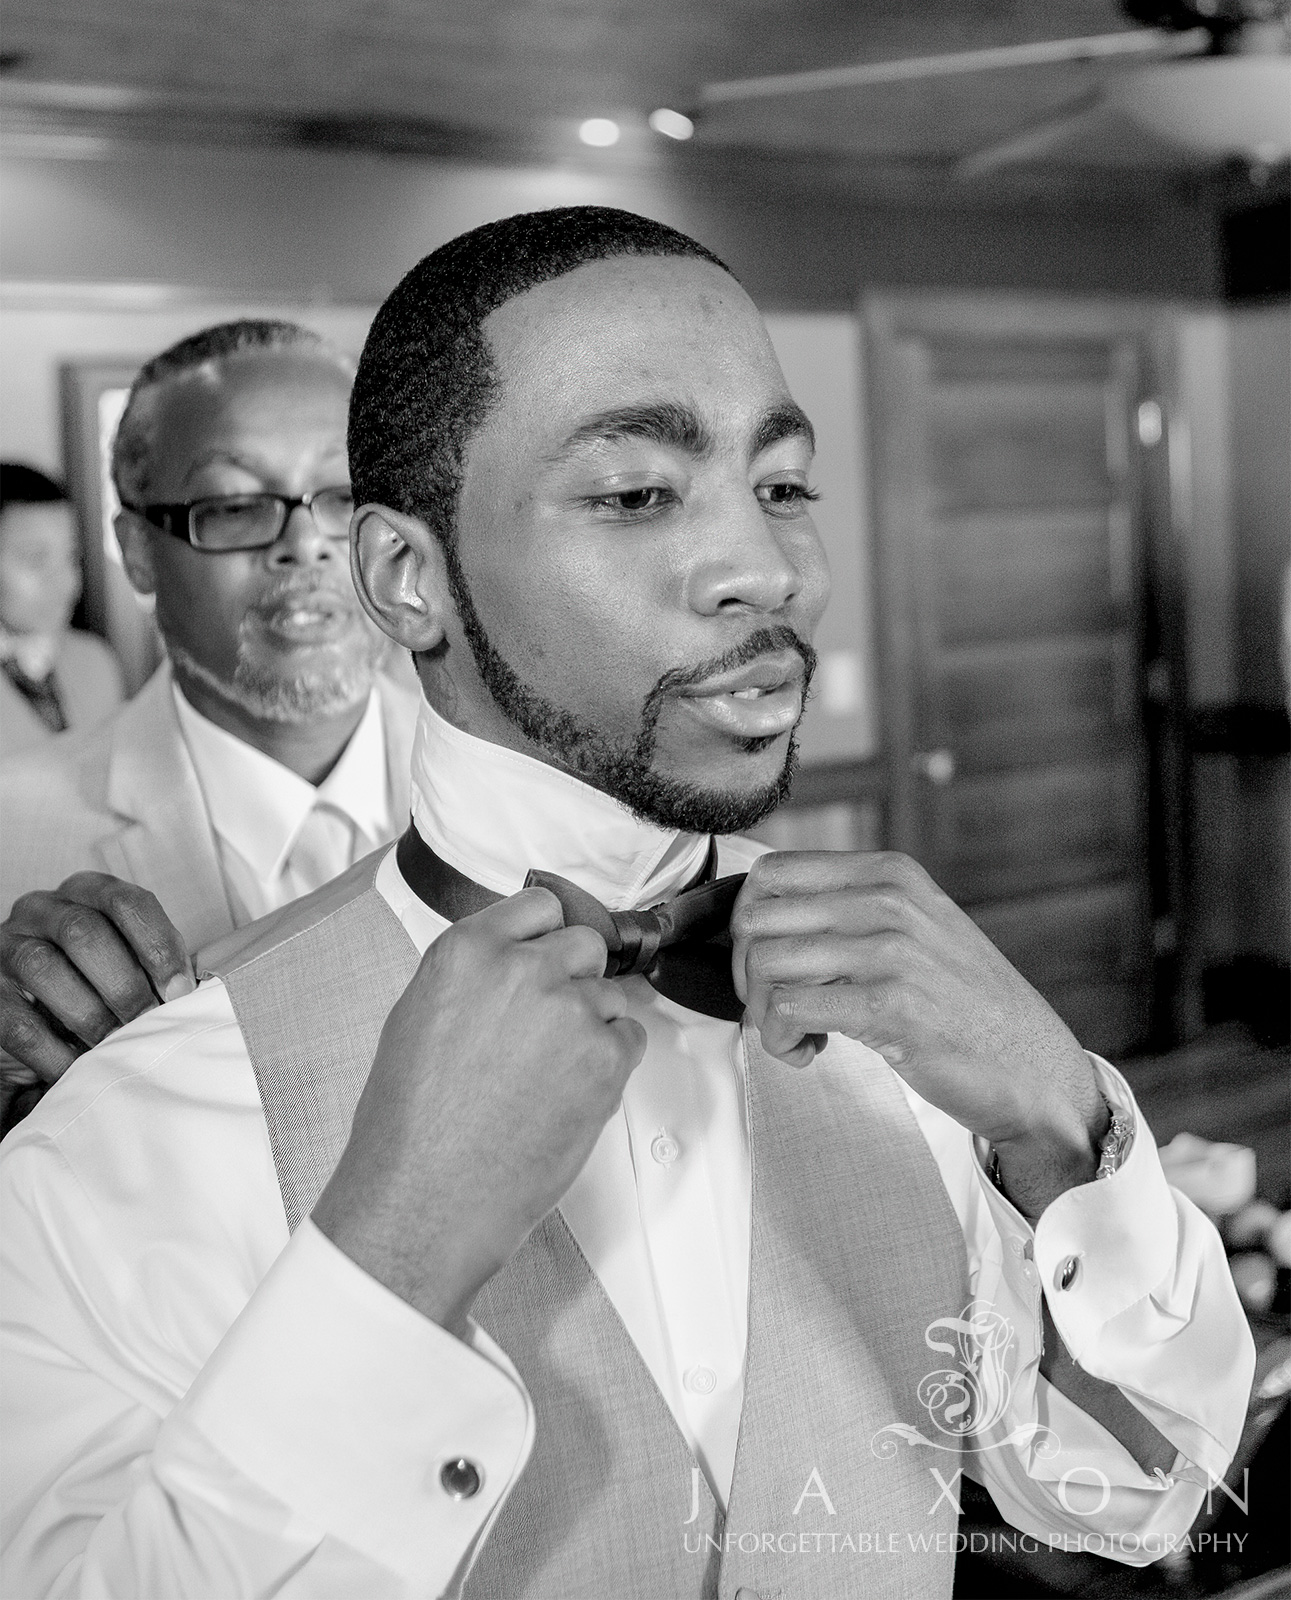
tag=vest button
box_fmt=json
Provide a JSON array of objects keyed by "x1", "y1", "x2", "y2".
[
  {"x1": 684, "y1": 1364, "x2": 717, "y2": 1395},
  {"x1": 651, "y1": 1132, "x2": 680, "y2": 1166},
  {"x1": 439, "y1": 1457, "x2": 483, "y2": 1499}
]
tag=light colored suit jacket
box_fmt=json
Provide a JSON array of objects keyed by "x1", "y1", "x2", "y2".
[
  {"x1": 0, "y1": 630, "x2": 125, "y2": 760},
  {"x1": 0, "y1": 665, "x2": 419, "y2": 954}
]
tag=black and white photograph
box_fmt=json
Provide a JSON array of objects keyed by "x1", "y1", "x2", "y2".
[{"x1": 0, "y1": 4, "x2": 1288, "y2": 1597}]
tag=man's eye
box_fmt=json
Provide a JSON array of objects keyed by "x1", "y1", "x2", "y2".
[
  {"x1": 758, "y1": 481, "x2": 821, "y2": 513},
  {"x1": 591, "y1": 486, "x2": 673, "y2": 516}
]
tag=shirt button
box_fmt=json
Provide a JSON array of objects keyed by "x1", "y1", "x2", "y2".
[
  {"x1": 651, "y1": 1132, "x2": 680, "y2": 1166},
  {"x1": 439, "y1": 1457, "x2": 483, "y2": 1499},
  {"x1": 684, "y1": 1365, "x2": 717, "y2": 1395},
  {"x1": 1056, "y1": 1255, "x2": 1082, "y2": 1291}
]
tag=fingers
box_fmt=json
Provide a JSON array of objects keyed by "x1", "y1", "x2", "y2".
[
  {"x1": 539, "y1": 924, "x2": 610, "y2": 980},
  {"x1": 0, "y1": 978, "x2": 81, "y2": 1084},
  {"x1": 606, "y1": 1014, "x2": 648, "y2": 1069},
  {"x1": 2, "y1": 899, "x2": 157, "y2": 1028},
  {"x1": 5, "y1": 870, "x2": 197, "y2": 1023},
  {"x1": 58, "y1": 875, "x2": 195, "y2": 1002},
  {"x1": 754, "y1": 979, "x2": 906, "y2": 1068},
  {"x1": 463, "y1": 885, "x2": 568, "y2": 943},
  {"x1": 739, "y1": 928, "x2": 913, "y2": 1067},
  {"x1": 0, "y1": 936, "x2": 120, "y2": 1048},
  {"x1": 739, "y1": 849, "x2": 934, "y2": 904},
  {"x1": 731, "y1": 854, "x2": 935, "y2": 1004}
]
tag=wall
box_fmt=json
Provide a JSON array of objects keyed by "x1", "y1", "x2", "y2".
[
  {"x1": 1174, "y1": 304, "x2": 1291, "y2": 977},
  {"x1": 0, "y1": 142, "x2": 1224, "y2": 310}
]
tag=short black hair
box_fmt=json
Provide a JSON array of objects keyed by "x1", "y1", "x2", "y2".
[
  {"x1": 111, "y1": 319, "x2": 350, "y2": 507},
  {"x1": 349, "y1": 206, "x2": 731, "y2": 550},
  {"x1": 0, "y1": 463, "x2": 68, "y2": 516}
]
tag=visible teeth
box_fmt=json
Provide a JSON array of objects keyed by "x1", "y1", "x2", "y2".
[{"x1": 731, "y1": 687, "x2": 764, "y2": 699}]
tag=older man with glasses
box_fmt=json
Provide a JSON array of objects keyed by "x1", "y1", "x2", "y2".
[{"x1": 0, "y1": 320, "x2": 418, "y2": 1123}]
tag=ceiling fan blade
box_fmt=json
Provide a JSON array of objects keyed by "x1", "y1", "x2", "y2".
[
  {"x1": 699, "y1": 28, "x2": 1210, "y2": 107},
  {"x1": 956, "y1": 95, "x2": 1112, "y2": 176}
]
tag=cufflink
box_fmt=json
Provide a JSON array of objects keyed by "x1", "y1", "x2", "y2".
[
  {"x1": 1056, "y1": 1254, "x2": 1082, "y2": 1291},
  {"x1": 439, "y1": 1457, "x2": 483, "y2": 1499}
]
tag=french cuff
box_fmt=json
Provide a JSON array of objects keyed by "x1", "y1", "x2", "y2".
[
  {"x1": 165, "y1": 1219, "x2": 534, "y2": 1590},
  {"x1": 1036, "y1": 1059, "x2": 1179, "y2": 1361},
  {"x1": 972, "y1": 1058, "x2": 1177, "y2": 1363}
]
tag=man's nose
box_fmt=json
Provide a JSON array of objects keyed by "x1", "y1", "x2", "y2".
[
  {"x1": 265, "y1": 502, "x2": 341, "y2": 567},
  {"x1": 684, "y1": 491, "x2": 809, "y2": 617}
]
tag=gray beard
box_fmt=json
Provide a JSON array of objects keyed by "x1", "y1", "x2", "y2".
[{"x1": 163, "y1": 631, "x2": 385, "y2": 724}]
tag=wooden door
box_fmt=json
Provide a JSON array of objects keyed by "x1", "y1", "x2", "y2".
[{"x1": 864, "y1": 295, "x2": 1155, "y2": 1058}]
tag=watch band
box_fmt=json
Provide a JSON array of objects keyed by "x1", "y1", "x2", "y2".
[
  {"x1": 986, "y1": 1094, "x2": 1134, "y2": 1193},
  {"x1": 1095, "y1": 1103, "x2": 1135, "y2": 1179}
]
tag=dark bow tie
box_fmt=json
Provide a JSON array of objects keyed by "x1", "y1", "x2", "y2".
[{"x1": 394, "y1": 825, "x2": 747, "y2": 1021}]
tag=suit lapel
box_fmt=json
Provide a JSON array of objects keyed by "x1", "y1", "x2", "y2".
[{"x1": 98, "y1": 668, "x2": 236, "y2": 952}]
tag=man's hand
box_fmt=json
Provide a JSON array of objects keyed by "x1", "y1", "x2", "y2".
[
  {"x1": 730, "y1": 851, "x2": 1108, "y2": 1219},
  {"x1": 313, "y1": 887, "x2": 647, "y2": 1334},
  {"x1": 0, "y1": 873, "x2": 195, "y2": 1086}
]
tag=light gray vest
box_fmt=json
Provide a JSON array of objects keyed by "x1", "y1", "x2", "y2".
[{"x1": 209, "y1": 848, "x2": 971, "y2": 1600}]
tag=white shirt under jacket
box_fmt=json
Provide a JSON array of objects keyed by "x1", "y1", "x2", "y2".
[
  {"x1": 172, "y1": 683, "x2": 394, "y2": 922},
  {"x1": 0, "y1": 700, "x2": 1252, "y2": 1598}
]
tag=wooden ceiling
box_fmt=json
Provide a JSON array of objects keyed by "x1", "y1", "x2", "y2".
[{"x1": 0, "y1": 0, "x2": 1282, "y2": 204}]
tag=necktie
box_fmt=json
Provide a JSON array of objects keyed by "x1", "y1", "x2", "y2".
[
  {"x1": 2, "y1": 660, "x2": 66, "y2": 734},
  {"x1": 394, "y1": 825, "x2": 748, "y2": 1021},
  {"x1": 285, "y1": 803, "x2": 358, "y2": 898}
]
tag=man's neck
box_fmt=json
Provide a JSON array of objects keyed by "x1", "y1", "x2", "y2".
[{"x1": 172, "y1": 670, "x2": 369, "y2": 786}]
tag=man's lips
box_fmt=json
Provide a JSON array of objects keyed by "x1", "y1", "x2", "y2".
[
  {"x1": 249, "y1": 589, "x2": 358, "y2": 646},
  {"x1": 674, "y1": 650, "x2": 806, "y2": 739}
]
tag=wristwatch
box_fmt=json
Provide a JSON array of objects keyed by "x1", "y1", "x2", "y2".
[
  {"x1": 1095, "y1": 1101, "x2": 1135, "y2": 1179},
  {"x1": 986, "y1": 1094, "x2": 1134, "y2": 1192}
]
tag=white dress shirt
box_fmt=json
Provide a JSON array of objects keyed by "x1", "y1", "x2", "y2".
[
  {"x1": 0, "y1": 700, "x2": 1253, "y2": 1599},
  {"x1": 172, "y1": 684, "x2": 393, "y2": 923}
]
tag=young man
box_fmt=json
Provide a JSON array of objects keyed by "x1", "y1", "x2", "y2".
[
  {"x1": 0, "y1": 463, "x2": 123, "y2": 755},
  {"x1": 0, "y1": 211, "x2": 1250, "y2": 1599},
  {"x1": 0, "y1": 321, "x2": 418, "y2": 1109}
]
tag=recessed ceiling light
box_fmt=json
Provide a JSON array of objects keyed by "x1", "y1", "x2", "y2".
[
  {"x1": 578, "y1": 118, "x2": 620, "y2": 147},
  {"x1": 648, "y1": 108, "x2": 694, "y2": 141}
]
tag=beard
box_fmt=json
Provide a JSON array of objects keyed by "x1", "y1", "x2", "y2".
[
  {"x1": 441, "y1": 544, "x2": 816, "y2": 834},
  {"x1": 164, "y1": 575, "x2": 389, "y2": 725}
]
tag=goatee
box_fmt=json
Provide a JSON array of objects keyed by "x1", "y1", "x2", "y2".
[{"x1": 440, "y1": 544, "x2": 815, "y2": 834}]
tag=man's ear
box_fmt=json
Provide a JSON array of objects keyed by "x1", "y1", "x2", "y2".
[
  {"x1": 114, "y1": 511, "x2": 157, "y2": 597},
  {"x1": 351, "y1": 504, "x2": 450, "y2": 654}
]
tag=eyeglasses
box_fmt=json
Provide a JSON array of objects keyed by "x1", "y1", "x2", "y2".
[{"x1": 125, "y1": 486, "x2": 354, "y2": 552}]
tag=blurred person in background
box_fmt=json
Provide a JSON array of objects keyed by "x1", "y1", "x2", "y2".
[
  {"x1": 0, "y1": 463, "x2": 124, "y2": 756},
  {"x1": 0, "y1": 321, "x2": 418, "y2": 1127}
]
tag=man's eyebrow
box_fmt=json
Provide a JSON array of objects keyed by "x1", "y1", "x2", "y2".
[
  {"x1": 179, "y1": 444, "x2": 344, "y2": 491},
  {"x1": 750, "y1": 402, "x2": 816, "y2": 462},
  {"x1": 549, "y1": 402, "x2": 715, "y2": 463}
]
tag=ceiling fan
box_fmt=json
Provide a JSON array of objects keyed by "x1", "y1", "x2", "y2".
[{"x1": 695, "y1": 0, "x2": 1291, "y2": 176}]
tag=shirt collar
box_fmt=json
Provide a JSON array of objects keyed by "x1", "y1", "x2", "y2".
[
  {"x1": 0, "y1": 627, "x2": 59, "y2": 679},
  {"x1": 409, "y1": 699, "x2": 710, "y2": 912},
  {"x1": 173, "y1": 685, "x2": 390, "y2": 884}
]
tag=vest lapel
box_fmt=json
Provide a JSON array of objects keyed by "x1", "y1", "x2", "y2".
[
  {"x1": 717, "y1": 1029, "x2": 968, "y2": 1599},
  {"x1": 467, "y1": 1215, "x2": 723, "y2": 1600}
]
